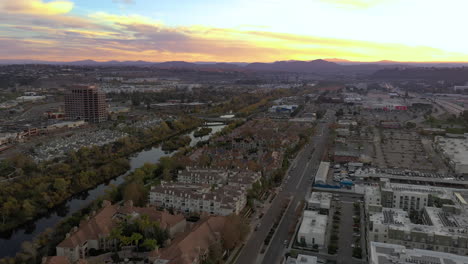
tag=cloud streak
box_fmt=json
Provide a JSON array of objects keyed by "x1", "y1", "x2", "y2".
[
  {"x1": 0, "y1": 0, "x2": 74, "y2": 15},
  {"x1": 0, "y1": 8, "x2": 468, "y2": 62}
]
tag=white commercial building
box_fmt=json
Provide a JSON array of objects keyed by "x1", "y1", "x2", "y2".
[
  {"x1": 297, "y1": 210, "x2": 327, "y2": 247},
  {"x1": 307, "y1": 192, "x2": 332, "y2": 211},
  {"x1": 370, "y1": 242, "x2": 468, "y2": 264},
  {"x1": 314, "y1": 162, "x2": 330, "y2": 185},
  {"x1": 454, "y1": 85, "x2": 468, "y2": 91},
  {"x1": 434, "y1": 135, "x2": 468, "y2": 174},
  {"x1": 45, "y1": 120, "x2": 86, "y2": 131},
  {"x1": 286, "y1": 254, "x2": 317, "y2": 264},
  {"x1": 16, "y1": 95, "x2": 46, "y2": 102}
]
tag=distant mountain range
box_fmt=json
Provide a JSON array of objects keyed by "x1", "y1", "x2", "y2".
[{"x1": 1, "y1": 59, "x2": 467, "y2": 75}]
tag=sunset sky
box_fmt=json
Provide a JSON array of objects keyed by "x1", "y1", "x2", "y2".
[{"x1": 1, "y1": 0, "x2": 467, "y2": 62}]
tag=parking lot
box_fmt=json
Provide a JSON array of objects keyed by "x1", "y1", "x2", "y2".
[
  {"x1": 326, "y1": 194, "x2": 365, "y2": 264},
  {"x1": 377, "y1": 130, "x2": 436, "y2": 171}
]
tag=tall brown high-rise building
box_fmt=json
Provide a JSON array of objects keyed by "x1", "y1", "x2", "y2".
[{"x1": 64, "y1": 85, "x2": 107, "y2": 123}]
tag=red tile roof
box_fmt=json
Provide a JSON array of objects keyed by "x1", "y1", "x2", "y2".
[
  {"x1": 58, "y1": 201, "x2": 184, "y2": 249},
  {"x1": 151, "y1": 216, "x2": 226, "y2": 264},
  {"x1": 42, "y1": 256, "x2": 72, "y2": 264}
]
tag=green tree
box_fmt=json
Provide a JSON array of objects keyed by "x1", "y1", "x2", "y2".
[
  {"x1": 109, "y1": 227, "x2": 123, "y2": 251},
  {"x1": 53, "y1": 178, "x2": 69, "y2": 193},
  {"x1": 162, "y1": 168, "x2": 172, "y2": 182},
  {"x1": 22, "y1": 200, "x2": 36, "y2": 219},
  {"x1": 131, "y1": 232, "x2": 143, "y2": 249},
  {"x1": 1, "y1": 197, "x2": 18, "y2": 224},
  {"x1": 141, "y1": 239, "x2": 158, "y2": 251}
]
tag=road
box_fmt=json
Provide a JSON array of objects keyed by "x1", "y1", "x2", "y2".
[{"x1": 235, "y1": 110, "x2": 334, "y2": 264}]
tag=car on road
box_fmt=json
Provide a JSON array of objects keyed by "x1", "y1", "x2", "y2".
[
  {"x1": 255, "y1": 223, "x2": 261, "y2": 231},
  {"x1": 283, "y1": 240, "x2": 289, "y2": 246}
]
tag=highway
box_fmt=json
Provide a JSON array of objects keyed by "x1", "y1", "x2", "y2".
[{"x1": 235, "y1": 110, "x2": 334, "y2": 264}]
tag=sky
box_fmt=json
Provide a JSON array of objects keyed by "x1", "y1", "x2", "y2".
[{"x1": 0, "y1": 0, "x2": 467, "y2": 62}]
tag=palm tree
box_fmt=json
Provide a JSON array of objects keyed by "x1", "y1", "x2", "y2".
[
  {"x1": 131, "y1": 233, "x2": 143, "y2": 250},
  {"x1": 120, "y1": 236, "x2": 133, "y2": 247},
  {"x1": 109, "y1": 227, "x2": 123, "y2": 251},
  {"x1": 137, "y1": 215, "x2": 152, "y2": 237},
  {"x1": 142, "y1": 239, "x2": 158, "y2": 251}
]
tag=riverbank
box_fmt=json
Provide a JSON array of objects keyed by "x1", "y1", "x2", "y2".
[{"x1": 0, "y1": 121, "x2": 226, "y2": 262}]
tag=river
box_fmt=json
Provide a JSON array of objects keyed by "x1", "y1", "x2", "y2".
[{"x1": 0, "y1": 123, "x2": 225, "y2": 258}]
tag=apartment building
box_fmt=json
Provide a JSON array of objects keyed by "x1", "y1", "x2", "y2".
[
  {"x1": 177, "y1": 167, "x2": 229, "y2": 185},
  {"x1": 366, "y1": 179, "x2": 468, "y2": 255},
  {"x1": 177, "y1": 168, "x2": 261, "y2": 187},
  {"x1": 370, "y1": 242, "x2": 468, "y2": 264},
  {"x1": 149, "y1": 183, "x2": 247, "y2": 216},
  {"x1": 368, "y1": 179, "x2": 452, "y2": 212},
  {"x1": 64, "y1": 85, "x2": 107, "y2": 123},
  {"x1": 369, "y1": 205, "x2": 468, "y2": 255}
]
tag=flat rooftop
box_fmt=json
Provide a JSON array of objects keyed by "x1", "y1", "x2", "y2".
[
  {"x1": 298, "y1": 210, "x2": 328, "y2": 236},
  {"x1": 370, "y1": 242, "x2": 468, "y2": 264}
]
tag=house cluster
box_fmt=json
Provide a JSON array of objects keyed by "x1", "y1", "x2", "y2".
[
  {"x1": 45, "y1": 200, "x2": 230, "y2": 264},
  {"x1": 185, "y1": 118, "x2": 311, "y2": 176},
  {"x1": 50, "y1": 200, "x2": 185, "y2": 263},
  {"x1": 149, "y1": 167, "x2": 261, "y2": 216}
]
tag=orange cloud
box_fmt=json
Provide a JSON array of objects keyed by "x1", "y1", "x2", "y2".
[
  {"x1": 0, "y1": 0, "x2": 74, "y2": 15},
  {"x1": 1, "y1": 11, "x2": 468, "y2": 62}
]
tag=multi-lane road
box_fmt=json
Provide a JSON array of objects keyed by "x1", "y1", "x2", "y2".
[{"x1": 235, "y1": 110, "x2": 334, "y2": 264}]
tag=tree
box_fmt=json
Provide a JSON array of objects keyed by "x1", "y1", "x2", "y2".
[
  {"x1": 353, "y1": 247, "x2": 362, "y2": 259},
  {"x1": 22, "y1": 199, "x2": 35, "y2": 219},
  {"x1": 1, "y1": 197, "x2": 18, "y2": 224},
  {"x1": 53, "y1": 178, "x2": 69, "y2": 193},
  {"x1": 137, "y1": 215, "x2": 153, "y2": 237},
  {"x1": 222, "y1": 214, "x2": 249, "y2": 250},
  {"x1": 17, "y1": 241, "x2": 37, "y2": 263},
  {"x1": 328, "y1": 243, "x2": 338, "y2": 254},
  {"x1": 120, "y1": 236, "x2": 133, "y2": 247},
  {"x1": 335, "y1": 108, "x2": 344, "y2": 117},
  {"x1": 123, "y1": 182, "x2": 147, "y2": 206},
  {"x1": 204, "y1": 242, "x2": 223, "y2": 264},
  {"x1": 141, "y1": 239, "x2": 158, "y2": 251},
  {"x1": 131, "y1": 232, "x2": 143, "y2": 249},
  {"x1": 109, "y1": 227, "x2": 123, "y2": 251},
  {"x1": 162, "y1": 168, "x2": 172, "y2": 182},
  {"x1": 405, "y1": 122, "x2": 416, "y2": 129}
]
